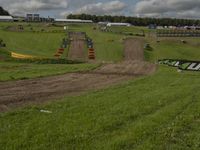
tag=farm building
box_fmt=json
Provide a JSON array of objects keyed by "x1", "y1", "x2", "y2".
[
  {"x1": 107, "y1": 23, "x2": 131, "y2": 27},
  {"x1": 148, "y1": 24, "x2": 157, "y2": 29},
  {"x1": 55, "y1": 19, "x2": 93, "y2": 23},
  {"x1": 0, "y1": 16, "x2": 13, "y2": 22},
  {"x1": 26, "y1": 14, "x2": 40, "y2": 22}
]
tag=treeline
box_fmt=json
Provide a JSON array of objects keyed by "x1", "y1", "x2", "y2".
[
  {"x1": 67, "y1": 14, "x2": 200, "y2": 26},
  {"x1": 0, "y1": 6, "x2": 9, "y2": 16}
]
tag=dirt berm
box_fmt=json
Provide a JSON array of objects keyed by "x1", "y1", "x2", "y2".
[{"x1": 0, "y1": 38, "x2": 157, "y2": 112}]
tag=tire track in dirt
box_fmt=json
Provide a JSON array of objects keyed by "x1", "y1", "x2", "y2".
[
  {"x1": 68, "y1": 32, "x2": 86, "y2": 60},
  {"x1": 124, "y1": 38, "x2": 144, "y2": 61},
  {"x1": 0, "y1": 38, "x2": 157, "y2": 112}
]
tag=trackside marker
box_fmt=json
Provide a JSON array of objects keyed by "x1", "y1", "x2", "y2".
[{"x1": 188, "y1": 63, "x2": 200, "y2": 71}]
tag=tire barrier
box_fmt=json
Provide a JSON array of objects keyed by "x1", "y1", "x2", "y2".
[
  {"x1": 157, "y1": 30, "x2": 200, "y2": 37},
  {"x1": 61, "y1": 38, "x2": 68, "y2": 48},
  {"x1": 159, "y1": 59, "x2": 200, "y2": 71},
  {"x1": 54, "y1": 48, "x2": 64, "y2": 58},
  {"x1": 86, "y1": 37, "x2": 93, "y2": 48},
  {"x1": 86, "y1": 35, "x2": 95, "y2": 59},
  {"x1": 88, "y1": 48, "x2": 95, "y2": 60},
  {"x1": 11, "y1": 52, "x2": 36, "y2": 59}
]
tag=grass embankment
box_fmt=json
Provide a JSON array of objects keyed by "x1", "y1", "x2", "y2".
[
  {"x1": 0, "y1": 61, "x2": 98, "y2": 81},
  {"x1": 0, "y1": 30, "x2": 65, "y2": 57},
  {"x1": 147, "y1": 38, "x2": 200, "y2": 61},
  {"x1": 0, "y1": 66, "x2": 200, "y2": 149}
]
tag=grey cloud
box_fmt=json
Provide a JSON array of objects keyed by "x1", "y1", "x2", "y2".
[
  {"x1": 1, "y1": 0, "x2": 68, "y2": 15},
  {"x1": 134, "y1": 0, "x2": 200, "y2": 18},
  {"x1": 73, "y1": 1, "x2": 127, "y2": 15}
]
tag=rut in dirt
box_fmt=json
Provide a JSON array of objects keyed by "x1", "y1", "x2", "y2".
[{"x1": 0, "y1": 38, "x2": 157, "y2": 112}]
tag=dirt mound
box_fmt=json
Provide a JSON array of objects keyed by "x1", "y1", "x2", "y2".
[
  {"x1": 124, "y1": 38, "x2": 144, "y2": 61},
  {"x1": 93, "y1": 38, "x2": 156, "y2": 76},
  {"x1": 94, "y1": 61, "x2": 156, "y2": 76},
  {"x1": 68, "y1": 32, "x2": 86, "y2": 60}
]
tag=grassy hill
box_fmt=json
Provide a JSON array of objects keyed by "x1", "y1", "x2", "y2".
[{"x1": 147, "y1": 38, "x2": 200, "y2": 61}]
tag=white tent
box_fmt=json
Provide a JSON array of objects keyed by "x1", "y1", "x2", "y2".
[
  {"x1": 55, "y1": 19, "x2": 93, "y2": 23},
  {"x1": 0, "y1": 16, "x2": 13, "y2": 22},
  {"x1": 107, "y1": 23, "x2": 131, "y2": 27}
]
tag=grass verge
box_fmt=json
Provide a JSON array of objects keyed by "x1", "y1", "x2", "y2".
[{"x1": 0, "y1": 61, "x2": 99, "y2": 81}]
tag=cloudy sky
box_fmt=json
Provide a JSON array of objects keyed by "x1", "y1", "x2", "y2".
[{"x1": 0, "y1": 0, "x2": 200, "y2": 19}]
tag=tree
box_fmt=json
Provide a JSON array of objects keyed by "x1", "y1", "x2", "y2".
[
  {"x1": 0, "y1": 6, "x2": 9, "y2": 16},
  {"x1": 67, "y1": 14, "x2": 200, "y2": 26}
]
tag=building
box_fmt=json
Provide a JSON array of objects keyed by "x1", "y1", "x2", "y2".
[
  {"x1": 148, "y1": 24, "x2": 157, "y2": 29},
  {"x1": 40, "y1": 17, "x2": 54, "y2": 22},
  {"x1": 106, "y1": 23, "x2": 131, "y2": 27},
  {"x1": 0, "y1": 16, "x2": 13, "y2": 22},
  {"x1": 13, "y1": 16, "x2": 26, "y2": 22},
  {"x1": 26, "y1": 14, "x2": 40, "y2": 22},
  {"x1": 98, "y1": 22, "x2": 110, "y2": 25},
  {"x1": 54, "y1": 19, "x2": 93, "y2": 23}
]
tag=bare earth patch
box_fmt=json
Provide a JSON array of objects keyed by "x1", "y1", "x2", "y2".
[{"x1": 68, "y1": 32, "x2": 86, "y2": 61}]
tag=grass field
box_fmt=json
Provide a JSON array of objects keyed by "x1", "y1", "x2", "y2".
[
  {"x1": 147, "y1": 37, "x2": 200, "y2": 61},
  {"x1": 0, "y1": 23, "x2": 124, "y2": 61},
  {"x1": 0, "y1": 22, "x2": 200, "y2": 149},
  {"x1": 0, "y1": 61, "x2": 98, "y2": 81},
  {"x1": 0, "y1": 30, "x2": 65, "y2": 57},
  {"x1": 0, "y1": 66, "x2": 200, "y2": 149}
]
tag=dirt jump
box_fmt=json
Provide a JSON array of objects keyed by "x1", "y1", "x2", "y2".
[
  {"x1": 0, "y1": 38, "x2": 157, "y2": 112},
  {"x1": 68, "y1": 32, "x2": 86, "y2": 60}
]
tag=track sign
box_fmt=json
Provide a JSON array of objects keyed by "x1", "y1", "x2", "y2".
[{"x1": 159, "y1": 59, "x2": 200, "y2": 71}]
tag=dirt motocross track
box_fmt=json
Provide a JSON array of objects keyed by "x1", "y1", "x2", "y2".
[
  {"x1": 68, "y1": 32, "x2": 86, "y2": 60},
  {"x1": 0, "y1": 38, "x2": 157, "y2": 112}
]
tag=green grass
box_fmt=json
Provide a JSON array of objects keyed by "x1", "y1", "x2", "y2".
[
  {"x1": 0, "y1": 30, "x2": 65, "y2": 57},
  {"x1": 0, "y1": 23, "x2": 124, "y2": 61},
  {"x1": 88, "y1": 31, "x2": 123, "y2": 62},
  {"x1": 0, "y1": 61, "x2": 98, "y2": 81},
  {"x1": 1, "y1": 23, "x2": 200, "y2": 149},
  {"x1": 107, "y1": 26, "x2": 150, "y2": 34},
  {"x1": 0, "y1": 66, "x2": 200, "y2": 149},
  {"x1": 1, "y1": 23, "x2": 200, "y2": 62},
  {"x1": 143, "y1": 37, "x2": 200, "y2": 62},
  {"x1": 66, "y1": 24, "x2": 124, "y2": 61}
]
